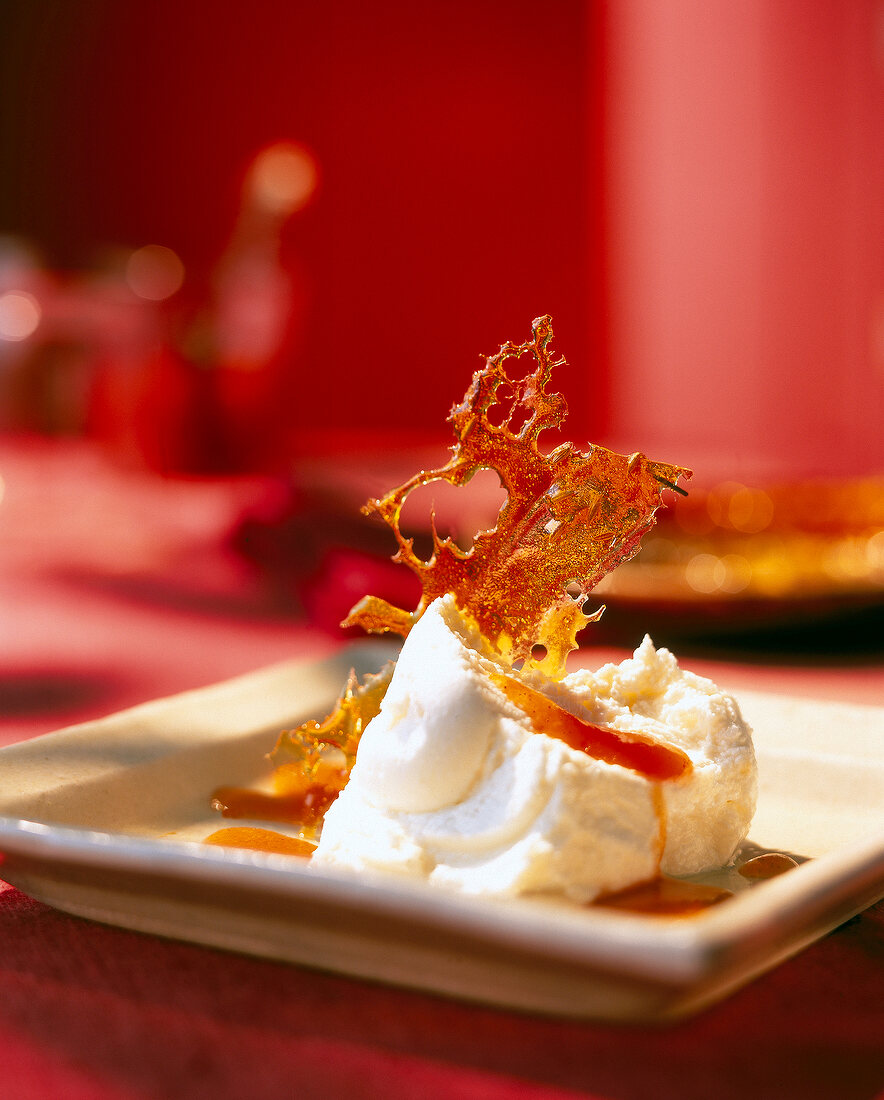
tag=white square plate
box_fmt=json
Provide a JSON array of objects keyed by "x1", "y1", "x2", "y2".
[{"x1": 1, "y1": 644, "x2": 882, "y2": 1023}]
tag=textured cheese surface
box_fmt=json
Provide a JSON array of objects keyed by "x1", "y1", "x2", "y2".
[{"x1": 313, "y1": 596, "x2": 757, "y2": 901}]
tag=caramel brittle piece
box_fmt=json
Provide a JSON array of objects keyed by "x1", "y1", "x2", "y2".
[
  {"x1": 344, "y1": 315, "x2": 690, "y2": 677},
  {"x1": 269, "y1": 660, "x2": 394, "y2": 783}
]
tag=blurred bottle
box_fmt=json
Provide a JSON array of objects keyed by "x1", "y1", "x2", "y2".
[{"x1": 181, "y1": 140, "x2": 318, "y2": 472}]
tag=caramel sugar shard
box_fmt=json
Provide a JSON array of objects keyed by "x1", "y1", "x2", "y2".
[
  {"x1": 345, "y1": 315, "x2": 690, "y2": 677},
  {"x1": 270, "y1": 661, "x2": 394, "y2": 783}
]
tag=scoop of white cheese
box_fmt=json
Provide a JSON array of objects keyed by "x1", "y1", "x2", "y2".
[{"x1": 312, "y1": 595, "x2": 757, "y2": 901}]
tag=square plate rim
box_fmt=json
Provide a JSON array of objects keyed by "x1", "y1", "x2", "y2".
[{"x1": 1, "y1": 647, "x2": 883, "y2": 1018}]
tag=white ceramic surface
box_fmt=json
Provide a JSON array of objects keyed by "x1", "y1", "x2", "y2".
[{"x1": 1, "y1": 646, "x2": 882, "y2": 1022}]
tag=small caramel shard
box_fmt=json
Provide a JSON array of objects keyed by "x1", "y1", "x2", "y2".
[
  {"x1": 344, "y1": 315, "x2": 690, "y2": 677},
  {"x1": 270, "y1": 661, "x2": 394, "y2": 780},
  {"x1": 210, "y1": 662, "x2": 395, "y2": 833}
]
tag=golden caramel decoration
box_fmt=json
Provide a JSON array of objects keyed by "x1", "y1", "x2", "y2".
[
  {"x1": 209, "y1": 663, "x2": 393, "y2": 838},
  {"x1": 209, "y1": 316, "x2": 691, "y2": 840},
  {"x1": 344, "y1": 315, "x2": 690, "y2": 677},
  {"x1": 342, "y1": 595, "x2": 416, "y2": 639},
  {"x1": 269, "y1": 660, "x2": 394, "y2": 780}
]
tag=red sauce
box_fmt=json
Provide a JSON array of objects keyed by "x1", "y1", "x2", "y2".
[
  {"x1": 595, "y1": 876, "x2": 732, "y2": 917},
  {"x1": 492, "y1": 673, "x2": 692, "y2": 781},
  {"x1": 204, "y1": 826, "x2": 315, "y2": 858}
]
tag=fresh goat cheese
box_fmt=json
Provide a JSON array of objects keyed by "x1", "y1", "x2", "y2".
[{"x1": 313, "y1": 595, "x2": 756, "y2": 901}]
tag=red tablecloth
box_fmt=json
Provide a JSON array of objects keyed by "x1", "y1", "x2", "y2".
[
  {"x1": 1, "y1": 437, "x2": 883, "y2": 1099},
  {"x1": 1, "y1": 880, "x2": 882, "y2": 1100}
]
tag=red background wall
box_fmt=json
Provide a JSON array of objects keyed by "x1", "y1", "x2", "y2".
[
  {"x1": 0, "y1": 1, "x2": 598, "y2": 454},
  {"x1": 2, "y1": 2, "x2": 882, "y2": 481},
  {"x1": 602, "y1": 0, "x2": 884, "y2": 481}
]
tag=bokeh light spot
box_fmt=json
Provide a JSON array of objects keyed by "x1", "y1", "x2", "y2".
[
  {"x1": 719, "y1": 553, "x2": 753, "y2": 594},
  {"x1": 0, "y1": 291, "x2": 41, "y2": 341},
  {"x1": 727, "y1": 487, "x2": 774, "y2": 533},
  {"x1": 685, "y1": 553, "x2": 727, "y2": 593},
  {"x1": 248, "y1": 141, "x2": 319, "y2": 215},
  {"x1": 126, "y1": 245, "x2": 185, "y2": 301},
  {"x1": 867, "y1": 530, "x2": 884, "y2": 577}
]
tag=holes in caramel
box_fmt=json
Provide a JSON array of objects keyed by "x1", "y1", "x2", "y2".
[
  {"x1": 505, "y1": 403, "x2": 532, "y2": 438},
  {"x1": 501, "y1": 347, "x2": 538, "y2": 382},
  {"x1": 486, "y1": 384, "x2": 515, "y2": 429},
  {"x1": 397, "y1": 467, "x2": 508, "y2": 561},
  {"x1": 491, "y1": 672, "x2": 691, "y2": 781}
]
